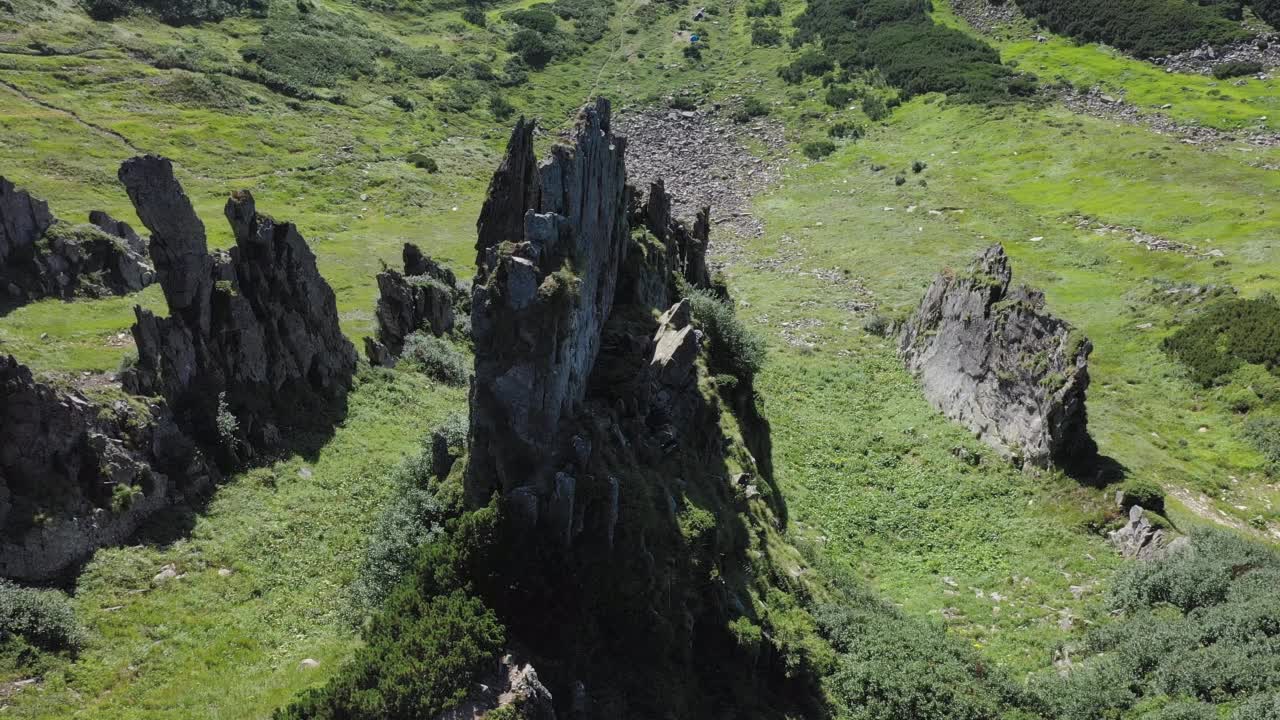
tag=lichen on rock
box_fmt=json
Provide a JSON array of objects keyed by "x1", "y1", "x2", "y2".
[{"x1": 898, "y1": 244, "x2": 1097, "y2": 471}]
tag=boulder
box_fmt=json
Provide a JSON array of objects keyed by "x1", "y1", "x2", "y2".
[
  {"x1": 119, "y1": 156, "x2": 356, "y2": 462},
  {"x1": 898, "y1": 245, "x2": 1097, "y2": 470},
  {"x1": 1108, "y1": 505, "x2": 1171, "y2": 561}
]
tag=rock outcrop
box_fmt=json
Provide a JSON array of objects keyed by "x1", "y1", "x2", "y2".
[
  {"x1": 434, "y1": 653, "x2": 556, "y2": 720},
  {"x1": 0, "y1": 177, "x2": 153, "y2": 308},
  {"x1": 0, "y1": 355, "x2": 214, "y2": 581},
  {"x1": 119, "y1": 155, "x2": 356, "y2": 463},
  {"x1": 1107, "y1": 505, "x2": 1187, "y2": 561},
  {"x1": 467, "y1": 99, "x2": 632, "y2": 505},
  {"x1": 898, "y1": 245, "x2": 1097, "y2": 470},
  {"x1": 363, "y1": 243, "x2": 464, "y2": 367}
]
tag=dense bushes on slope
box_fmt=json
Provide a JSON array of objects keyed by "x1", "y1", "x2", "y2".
[
  {"x1": 790, "y1": 0, "x2": 1030, "y2": 102},
  {"x1": 83, "y1": 0, "x2": 264, "y2": 24},
  {"x1": 1014, "y1": 0, "x2": 1246, "y2": 57},
  {"x1": 1162, "y1": 295, "x2": 1280, "y2": 387},
  {"x1": 1026, "y1": 529, "x2": 1280, "y2": 719}
]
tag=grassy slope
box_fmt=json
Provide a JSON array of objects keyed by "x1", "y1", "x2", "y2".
[{"x1": 1, "y1": 0, "x2": 1277, "y2": 716}]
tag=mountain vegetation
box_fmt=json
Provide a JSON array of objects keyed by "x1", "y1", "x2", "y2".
[{"x1": 1, "y1": 0, "x2": 1279, "y2": 717}]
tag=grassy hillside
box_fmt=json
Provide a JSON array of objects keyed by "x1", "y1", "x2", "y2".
[{"x1": 2, "y1": 0, "x2": 1279, "y2": 715}]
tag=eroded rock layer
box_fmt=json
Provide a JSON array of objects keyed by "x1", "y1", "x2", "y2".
[
  {"x1": 0, "y1": 177, "x2": 153, "y2": 308},
  {"x1": 119, "y1": 155, "x2": 356, "y2": 463},
  {"x1": 898, "y1": 244, "x2": 1097, "y2": 470}
]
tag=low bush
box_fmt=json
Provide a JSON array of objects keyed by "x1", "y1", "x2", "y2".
[
  {"x1": 507, "y1": 28, "x2": 555, "y2": 67},
  {"x1": 1117, "y1": 479, "x2": 1166, "y2": 514},
  {"x1": 394, "y1": 46, "x2": 454, "y2": 79},
  {"x1": 504, "y1": 7, "x2": 558, "y2": 32},
  {"x1": 0, "y1": 581, "x2": 85, "y2": 653},
  {"x1": 911, "y1": 160, "x2": 927, "y2": 173},
  {"x1": 828, "y1": 121, "x2": 865, "y2": 139},
  {"x1": 688, "y1": 289, "x2": 766, "y2": 380},
  {"x1": 1212, "y1": 60, "x2": 1263, "y2": 79},
  {"x1": 746, "y1": 0, "x2": 781, "y2": 15},
  {"x1": 83, "y1": 0, "x2": 265, "y2": 24},
  {"x1": 1013, "y1": 0, "x2": 1245, "y2": 58},
  {"x1": 779, "y1": 50, "x2": 833, "y2": 83},
  {"x1": 489, "y1": 92, "x2": 515, "y2": 120},
  {"x1": 461, "y1": 5, "x2": 485, "y2": 25},
  {"x1": 1162, "y1": 295, "x2": 1280, "y2": 387},
  {"x1": 1026, "y1": 529, "x2": 1280, "y2": 718},
  {"x1": 861, "y1": 94, "x2": 890, "y2": 121},
  {"x1": 402, "y1": 333, "x2": 470, "y2": 386},
  {"x1": 802, "y1": 139, "x2": 836, "y2": 159},
  {"x1": 406, "y1": 153, "x2": 439, "y2": 172},
  {"x1": 731, "y1": 96, "x2": 770, "y2": 122},
  {"x1": 793, "y1": 0, "x2": 1023, "y2": 102},
  {"x1": 751, "y1": 19, "x2": 783, "y2": 46},
  {"x1": 1243, "y1": 416, "x2": 1280, "y2": 470}
]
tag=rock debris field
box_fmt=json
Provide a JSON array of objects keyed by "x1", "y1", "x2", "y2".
[{"x1": 615, "y1": 107, "x2": 786, "y2": 256}]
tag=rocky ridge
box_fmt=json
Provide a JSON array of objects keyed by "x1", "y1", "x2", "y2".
[
  {"x1": 119, "y1": 155, "x2": 356, "y2": 464},
  {"x1": 1157, "y1": 36, "x2": 1280, "y2": 75},
  {"x1": 1059, "y1": 86, "x2": 1280, "y2": 152},
  {"x1": 0, "y1": 177, "x2": 153, "y2": 310},
  {"x1": 1, "y1": 155, "x2": 355, "y2": 580},
  {"x1": 899, "y1": 244, "x2": 1097, "y2": 471}
]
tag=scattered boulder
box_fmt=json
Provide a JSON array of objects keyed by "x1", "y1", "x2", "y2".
[
  {"x1": 0, "y1": 355, "x2": 214, "y2": 581},
  {"x1": 363, "y1": 243, "x2": 464, "y2": 367},
  {"x1": 0, "y1": 177, "x2": 153, "y2": 309},
  {"x1": 118, "y1": 155, "x2": 356, "y2": 464},
  {"x1": 898, "y1": 245, "x2": 1097, "y2": 471},
  {"x1": 1108, "y1": 505, "x2": 1172, "y2": 560}
]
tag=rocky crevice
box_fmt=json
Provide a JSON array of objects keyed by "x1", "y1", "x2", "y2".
[{"x1": 899, "y1": 244, "x2": 1097, "y2": 471}]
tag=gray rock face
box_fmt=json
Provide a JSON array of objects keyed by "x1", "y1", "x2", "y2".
[
  {"x1": 1108, "y1": 505, "x2": 1172, "y2": 561},
  {"x1": 898, "y1": 245, "x2": 1096, "y2": 470},
  {"x1": 0, "y1": 355, "x2": 214, "y2": 581},
  {"x1": 119, "y1": 156, "x2": 356, "y2": 463},
  {"x1": 364, "y1": 243, "x2": 462, "y2": 366},
  {"x1": 0, "y1": 177, "x2": 153, "y2": 307},
  {"x1": 468, "y1": 99, "x2": 630, "y2": 504}
]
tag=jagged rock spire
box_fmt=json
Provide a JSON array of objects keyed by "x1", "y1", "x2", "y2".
[{"x1": 898, "y1": 244, "x2": 1096, "y2": 471}]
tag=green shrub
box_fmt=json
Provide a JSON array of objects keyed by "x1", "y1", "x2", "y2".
[
  {"x1": 347, "y1": 442, "x2": 448, "y2": 615},
  {"x1": 670, "y1": 95, "x2": 697, "y2": 110},
  {"x1": 911, "y1": 159, "x2": 927, "y2": 173},
  {"x1": 0, "y1": 581, "x2": 85, "y2": 653},
  {"x1": 688, "y1": 289, "x2": 766, "y2": 380},
  {"x1": 507, "y1": 28, "x2": 554, "y2": 67},
  {"x1": 1163, "y1": 296, "x2": 1280, "y2": 387},
  {"x1": 1243, "y1": 416, "x2": 1280, "y2": 469},
  {"x1": 862, "y1": 94, "x2": 890, "y2": 121},
  {"x1": 402, "y1": 333, "x2": 469, "y2": 386},
  {"x1": 240, "y1": 9, "x2": 383, "y2": 88},
  {"x1": 1212, "y1": 60, "x2": 1263, "y2": 79},
  {"x1": 828, "y1": 121, "x2": 865, "y2": 139},
  {"x1": 394, "y1": 46, "x2": 454, "y2": 78},
  {"x1": 731, "y1": 96, "x2": 770, "y2": 122},
  {"x1": 489, "y1": 92, "x2": 515, "y2": 120},
  {"x1": 1118, "y1": 479, "x2": 1166, "y2": 515},
  {"x1": 825, "y1": 84, "x2": 858, "y2": 108},
  {"x1": 802, "y1": 140, "x2": 836, "y2": 159},
  {"x1": 390, "y1": 93, "x2": 415, "y2": 111},
  {"x1": 461, "y1": 5, "x2": 486, "y2": 25},
  {"x1": 751, "y1": 19, "x2": 783, "y2": 46},
  {"x1": 1013, "y1": 0, "x2": 1245, "y2": 58},
  {"x1": 1025, "y1": 529, "x2": 1280, "y2": 718},
  {"x1": 746, "y1": 0, "x2": 782, "y2": 15},
  {"x1": 83, "y1": 0, "x2": 265, "y2": 24},
  {"x1": 779, "y1": 50, "x2": 834, "y2": 83},
  {"x1": 683, "y1": 43, "x2": 703, "y2": 60},
  {"x1": 504, "y1": 7, "x2": 558, "y2": 32},
  {"x1": 793, "y1": 0, "x2": 1023, "y2": 102}
]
